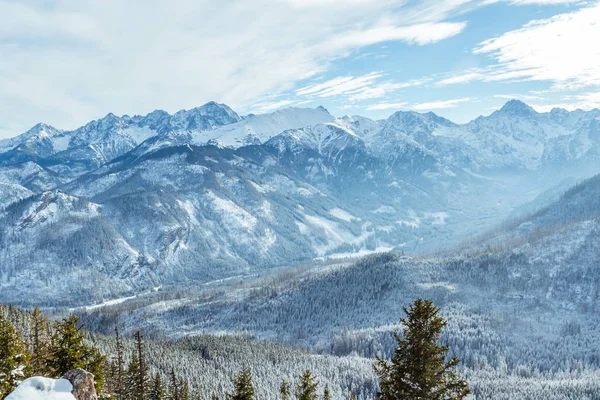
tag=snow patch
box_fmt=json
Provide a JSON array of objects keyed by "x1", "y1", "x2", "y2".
[
  {"x1": 206, "y1": 191, "x2": 257, "y2": 231},
  {"x1": 329, "y1": 208, "x2": 354, "y2": 222},
  {"x1": 123, "y1": 126, "x2": 156, "y2": 144},
  {"x1": 372, "y1": 205, "x2": 396, "y2": 214},
  {"x1": 6, "y1": 377, "x2": 75, "y2": 400},
  {"x1": 425, "y1": 211, "x2": 449, "y2": 225}
]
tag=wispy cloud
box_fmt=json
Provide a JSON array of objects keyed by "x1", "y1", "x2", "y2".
[
  {"x1": 366, "y1": 97, "x2": 475, "y2": 111},
  {"x1": 250, "y1": 100, "x2": 298, "y2": 114},
  {"x1": 295, "y1": 73, "x2": 431, "y2": 103},
  {"x1": 0, "y1": 0, "x2": 470, "y2": 137},
  {"x1": 327, "y1": 22, "x2": 467, "y2": 48},
  {"x1": 295, "y1": 73, "x2": 384, "y2": 97},
  {"x1": 529, "y1": 92, "x2": 600, "y2": 112},
  {"x1": 437, "y1": 3, "x2": 600, "y2": 91},
  {"x1": 485, "y1": 0, "x2": 582, "y2": 5},
  {"x1": 492, "y1": 93, "x2": 544, "y2": 101},
  {"x1": 411, "y1": 97, "x2": 475, "y2": 110},
  {"x1": 366, "y1": 102, "x2": 409, "y2": 111}
]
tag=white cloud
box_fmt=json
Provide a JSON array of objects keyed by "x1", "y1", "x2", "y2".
[
  {"x1": 492, "y1": 93, "x2": 544, "y2": 101},
  {"x1": 250, "y1": 100, "x2": 298, "y2": 113},
  {"x1": 438, "y1": 3, "x2": 600, "y2": 90},
  {"x1": 514, "y1": 0, "x2": 580, "y2": 3},
  {"x1": 366, "y1": 97, "x2": 475, "y2": 111},
  {"x1": 295, "y1": 73, "x2": 430, "y2": 103},
  {"x1": 366, "y1": 102, "x2": 409, "y2": 111},
  {"x1": 411, "y1": 97, "x2": 475, "y2": 110},
  {"x1": 529, "y1": 92, "x2": 600, "y2": 112},
  {"x1": 327, "y1": 22, "x2": 467, "y2": 47},
  {"x1": 296, "y1": 73, "x2": 384, "y2": 97},
  {"x1": 0, "y1": 0, "x2": 469, "y2": 137},
  {"x1": 348, "y1": 79, "x2": 432, "y2": 101},
  {"x1": 489, "y1": 0, "x2": 582, "y2": 4}
]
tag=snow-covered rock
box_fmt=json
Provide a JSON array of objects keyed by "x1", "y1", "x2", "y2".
[
  {"x1": 62, "y1": 369, "x2": 97, "y2": 400},
  {"x1": 6, "y1": 377, "x2": 75, "y2": 400}
]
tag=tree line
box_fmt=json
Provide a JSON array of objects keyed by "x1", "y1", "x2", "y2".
[{"x1": 1, "y1": 299, "x2": 469, "y2": 399}]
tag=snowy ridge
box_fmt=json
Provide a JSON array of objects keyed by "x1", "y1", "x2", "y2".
[
  {"x1": 190, "y1": 105, "x2": 335, "y2": 147},
  {"x1": 1, "y1": 99, "x2": 600, "y2": 305}
]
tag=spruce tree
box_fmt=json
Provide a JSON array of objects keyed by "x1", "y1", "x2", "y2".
[
  {"x1": 228, "y1": 366, "x2": 255, "y2": 400},
  {"x1": 168, "y1": 368, "x2": 180, "y2": 400},
  {"x1": 29, "y1": 307, "x2": 49, "y2": 376},
  {"x1": 150, "y1": 372, "x2": 166, "y2": 400},
  {"x1": 322, "y1": 384, "x2": 331, "y2": 400},
  {"x1": 280, "y1": 379, "x2": 291, "y2": 400},
  {"x1": 179, "y1": 378, "x2": 190, "y2": 400},
  {"x1": 0, "y1": 315, "x2": 28, "y2": 398},
  {"x1": 125, "y1": 351, "x2": 140, "y2": 400},
  {"x1": 114, "y1": 326, "x2": 125, "y2": 400},
  {"x1": 374, "y1": 298, "x2": 471, "y2": 400},
  {"x1": 348, "y1": 389, "x2": 358, "y2": 400},
  {"x1": 48, "y1": 315, "x2": 87, "y2": 375},
  {"x1": 48, "y1": 315, "x2": 106, "y2": 392},
  {"x1": 134, "y1": 331, "x2": 150, "y2": 400},
  {"x1": 295, "y1": 370, "x2": 318, "y2": 400}
]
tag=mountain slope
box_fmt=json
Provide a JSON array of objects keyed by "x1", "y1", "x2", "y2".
[
  {"x1": 188, "y1": 106, "x2": 335, "y2": 147},
  {"x1": 0, "y1": 102, "x2": 242, "y2": 177},
  {"x1": 1, "y1": 100, "x2": 600, "y2": 306},
  {"x1": 77, "y1": 174, "x2": 600, "y2": 398}
]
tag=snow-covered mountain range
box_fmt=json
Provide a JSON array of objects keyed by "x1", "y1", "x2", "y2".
[{"x1": 1, "y1": 99, "x2": 599, "y2": 305}]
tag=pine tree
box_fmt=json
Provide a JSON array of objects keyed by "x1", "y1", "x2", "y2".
[
  {"x1": 348, "y1": 389, "x2": 358, "y2": 400},
  {"x1": 374, "y1": 298, "x2": 471, "y2": 400},
  {"x1": 168, "y1": 368, "x2": 180, "y2": 400},
  {"x1": 0, "y1": 315, "x2": 28, "y2": 398},
  {"x1": 150, "y1": 372, "x2": 166, "y2": 400},
  {"x1": 114, "y1": 326, "x2": 125, "y2": 400},
  {"x1": 86, "y1": 344, "x2": 107, "y2": 394},
  {"x1": 134, "y1": 331, "x2": 150, "y2": 400},
  {"x1": 280, "y1": 379, "x2": 291, "y2": 400},
  {"x1": 227, "y1": 366, "x2": 255, "y2": 400},
  {"x1": 48, "y1": 315, "x2": 87, "y2": 375},
  {"x1": 179, "y1": 378, "x2": 190, "y2": 400},
  {"x1": 48, "y1": 315, "x2": 106, "y2": 392},
  {"x1": 295, "y1": 370, "x2": 318, "y2": 400},
  {"x1": 125, "y1": 351, "x2": 140, "y2": 400},
  {"x1": 29, "y1": 307, "x2": 49, "y2": 376},
  {"x1": 323, "y1": 384, "x2": 331, "y2": 400}
]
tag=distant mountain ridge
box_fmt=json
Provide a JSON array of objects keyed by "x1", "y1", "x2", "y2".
[
  {"x1": 1, "y1": 99, "x2": 600, "y2": 306},
  {"x1": 3, "y1": 99, "x2": 599, "y2": 175}
]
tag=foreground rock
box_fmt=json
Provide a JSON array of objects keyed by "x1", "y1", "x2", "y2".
[
  {"x1": 6, "y1": 369, "x2": 97, "y2": 400},
  {"x1": 62, "y1": 369, "x2": 98, "y2": 400}
]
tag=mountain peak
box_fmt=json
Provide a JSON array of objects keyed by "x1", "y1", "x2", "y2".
[
  {"x1": 28, "y1": 122, "x2": 58, "y2": 132},
  {"x1": 316, "y1": 105, "x2": 330, "y2": 114},
  {"x1": 192, "y1": 101, "x2": 242, "y2": 122},
  {"x1": 499, "y1": 99, "x2": 537, "y2": 117},
  {"x1": 22, "y1": 123, "x2": 59, "y2": 139},
  {"x1": 387, "y1": 110, "x2": 453, "y2": 127}
]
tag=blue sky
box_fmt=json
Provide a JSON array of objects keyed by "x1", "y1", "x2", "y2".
[{"x1": 0, "y1": 0, "x2": 599, "y2": 137}]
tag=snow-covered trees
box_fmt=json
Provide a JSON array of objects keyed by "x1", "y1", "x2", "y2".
[{"x1": 0, "y1": 315, "x2": 27, "y2": 398}]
